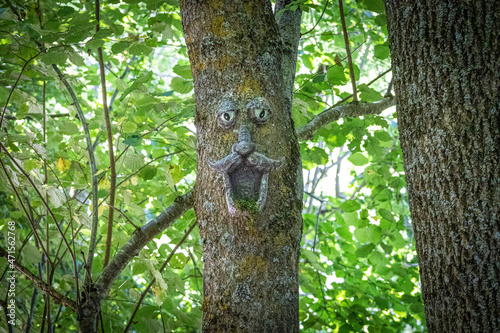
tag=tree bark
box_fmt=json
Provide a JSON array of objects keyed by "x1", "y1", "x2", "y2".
[
  {"x1": 385, "y1": 1, "x2": 500, "y2": 332},
  {"x1": 180, "y1": 1, "x2": 303, "y2": 331}
]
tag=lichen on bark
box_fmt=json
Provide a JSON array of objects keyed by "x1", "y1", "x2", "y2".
[{"x1": 180, "y1": 1, "x2": 303, "y2": 331}]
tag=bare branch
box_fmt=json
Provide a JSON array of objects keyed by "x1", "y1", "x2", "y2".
[
  {"x1": 51, "y1": 65, "x2": 99, "y2": 286},
  {"x1": 95, "y1": 0, "x2": 117, "y2": 270},
  {"x1": 296, "y1": 97, "x2": 395, "y2": 140},
  {"x1": 338, "y1": 0, "x2": 358, "y2": 102},
  {"x1": 0, "y1": 247, "x2": 78, "y2": 312}
]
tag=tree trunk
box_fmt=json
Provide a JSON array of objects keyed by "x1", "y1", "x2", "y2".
[
  {"x1": 385, "y1": 1, "x2": 500, "y2": 332},
  {"x1": 180, "y1": 1, "x2": 303, "y2": 332}
]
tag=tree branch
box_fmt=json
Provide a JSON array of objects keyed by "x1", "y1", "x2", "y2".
[
  {"x1": 95, "y1": 190, "x2": 194, "y2": 299},
  {"x1": 275, "y1": 0, "x2": 302, "y2": 105},
  {"x1": 95, "y1": 0, "x2": 116, "y2": 270},
  {"x1": 0, "y1": 247, "x2": 78, "y2": 312},
  {"x1": 51, "y1": 64, "x2": 99, "y2": 286},
  {"x1": 296, "y1": 96, "x2": 395, "y2": 140},
  {"x1": 338, "y1": 0, "x2": 358, "y2": 102}
]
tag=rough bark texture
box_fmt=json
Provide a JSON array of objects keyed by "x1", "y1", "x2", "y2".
[
  {"x1": 275, "y1": 0, "x2": 302, "y2": 106},
  {"x1": 386, "y1": 1, "x2": 500, "y2": 332},
  {"x1": 180, "y1": 1, "x2": 302, "y2": 331}
]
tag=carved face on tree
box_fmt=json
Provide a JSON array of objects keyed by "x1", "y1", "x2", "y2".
[{"x1": 207, "y1": 97, "x2": 284, "y2": 215}]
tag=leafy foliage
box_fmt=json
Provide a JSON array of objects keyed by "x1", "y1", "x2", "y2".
[{"x1": 0, "y1": 0, "x2": 425, "y2": 332}]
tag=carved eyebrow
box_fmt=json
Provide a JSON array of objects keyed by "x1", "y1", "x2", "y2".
[
  {"x1": 217, "y1": 99, "x2": 239, "y2": 114},
  {"x1": 246, "y1": 97, "x2": 270, "y2": 110}
]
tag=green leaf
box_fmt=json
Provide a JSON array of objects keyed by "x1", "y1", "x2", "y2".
[
  {"x1": 374, "y1": 44, "x2": 390, "y2": 60},
  {"x1": 354, "y1": 225, "x2": 381, "y2": 244},
  {"x1": 326, "y1": 65, "x2": 347, "y2": 85},
  {"x1": 67, "y1": 50, "x2": 85, "y2": 66},
  {"x1": 374, "y1": 130, "x2": 392, "y2": 142},
  {"x1": 410, "y1": 302, "x2": 424, "y2": 314},
  {"x1": 358, "y1": 84, "x2": 383, "y2": 102},
  {"x1": 85, "y1": 38, "x2": 104, "y2": 50},
  {"x1": 356, "y1": 243, "x2": 375, "y2": 257},
  {"x1": 170, "y1": 77, "x2": 193, "y2": 94},
  {"x1": 123, "y1": 153, "x2": 144, "y2": 170},
  {"x1": 305, "y1": 147, "x2": 329, "y2": 165},
  {"x1": 374, "y1": 296, "x2": 389, "y2": 309},
  {"x1": 312, "y1": 74, "x2": 324, "y2": 83},
  {"x1": 374, "y1": 14, "x2": 387, "y2": 26},
  {"x1": 341, "y1": 200, "x2": 360, "y2": 212},
  {"x1": 173, "y1": 64, "x2": 193, "y2": 79},
  {"x1": 129, "y1": 43, "x2": 153, "y2": 55},
  {"x1": 139, "y1": 165, "x2": 157, "y2": 180},
  {"x1": 368, "y1": 251, "x2": 387, "y2": 267},
  {"x1": 336, "y1": 227, "x2": 352, "y2": 240},
  {"x1": 301, "y1": 54, "x2": 314, "y2": 70},
  {"x1": 348, "y1": 152, "x2": 369, "y2": 166},
  {"x1": 47, "y1": 187, "x2": 66, "y2": 208},
  {"x1": 123, "y1": 135, "x2": 141, "y2": 146},
  {"x1": 362, "y1": 0, "x2": 386, "y2": 13},
  {"x1": 169, "y1": 253, "x2": 188, "y2": 269},
  {"x1": 22, "y1": 244, "x2": 42, "y2": 266},
  {"x1": 122, "y1": 121, "x2": 137, "y2": 133},
  {"x1": 40, "y1": 50, "x2": 67, "y2": 65},
  {"x1": 109, "y1": 23, "x2": 125, "y2": 36},
  {"x1": 302, "y1": 249, "x2": 325, "y2": 272},
  {"x1": 379, "y1": 208, "x2": 395, "y2": 222},
  {"x1": 112, "y1": 41, "x2": 131, "y2": 54},
  {"x1": 59, "y1": 121, "x2": 79, "y2": 135}
]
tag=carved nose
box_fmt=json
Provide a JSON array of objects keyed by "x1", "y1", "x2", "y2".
[{"x1": 232, "y1": 125, "x2": 256, "y2": 157}]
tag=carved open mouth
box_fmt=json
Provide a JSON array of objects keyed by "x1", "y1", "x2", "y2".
[{"x1": 208, "y1": 126, "x2": 283, "y2": 215}]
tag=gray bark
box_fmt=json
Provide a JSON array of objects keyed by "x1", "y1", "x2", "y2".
[
  {"x1": 180, "y1": 1, "x2": 303, "y2": 331},
  {"x1": 385, "y1": 1, "x2": 500, "y2": 332}
]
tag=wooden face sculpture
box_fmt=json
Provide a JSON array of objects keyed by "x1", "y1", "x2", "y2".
[{"x1": 207, "y1": 97, "x2": 284, "y2": 215}]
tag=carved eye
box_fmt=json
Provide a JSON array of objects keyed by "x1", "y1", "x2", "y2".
[
  {"x1": 217, "y1": 110, "x2": 236, "y2": 128},
  {"x1": 254, "y1": 108, "x2": 268, "y2": 120},
  {"x1": 251, "y1": 106, "x2": 270, "y2": 123},
  {"x1": 248, "y1": 98, "x2": 271, "y2": 123}
]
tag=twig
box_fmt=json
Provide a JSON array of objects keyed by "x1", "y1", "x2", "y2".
[
  {"x1": 116, "y1": 152, "x2": 184, "y2": 188},
  {"x1": 0, "y1": 52, "x2": 41, "y2": 128},
  {"x1": 26, "y1": 279, "x2": 38, "y2": 333},
  {"x1": 42, "y1": 78, "x2": 52, "y2": 333},
  {"x1": 338, "y1": 0, "x2": 358, "y2": 102},
  {"x1": 296, "y1": 96, "x2": 395, "y2": 140},
  {"x1": 109, "y1": 56, "x2": 136, "y2": 112},
  {"x1": 301, "y1": 0, "x2": 330, "y2": 36},
  {"x1": 385, "y1": 77, "x2": 394, "y2": 97},
  {"x1": 312, "y1": 201, "x2": 324, "y2": 253},
  {"x1": 304, "y1": 191, "x2": 326, "y2": 203},
  {"x1": 109, "y1": 205, "x2": 139, "y2": 230}
]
